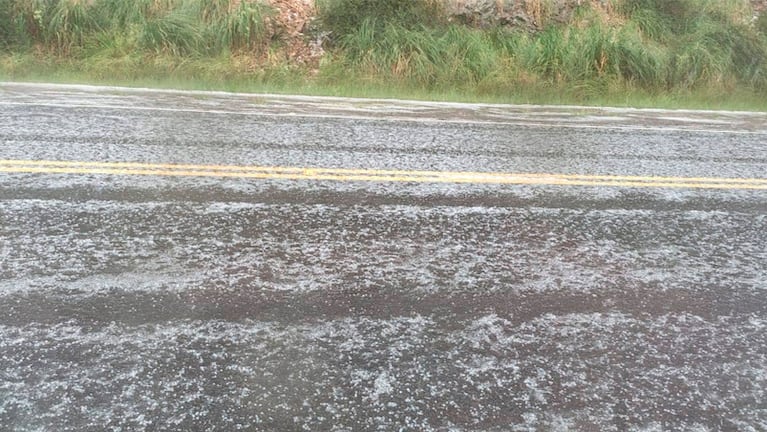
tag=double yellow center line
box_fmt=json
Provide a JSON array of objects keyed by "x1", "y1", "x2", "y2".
[{"x1": 1, "y1": 159, "x2": 766, "y2": 190}]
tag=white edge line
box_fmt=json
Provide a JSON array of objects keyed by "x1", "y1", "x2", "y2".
[
  {"x1": 3, "y1": 81, "x2": 767, "y2": 117},
  {"x1": 1, "y1": 101, "x2": 765, "y2": 136}
]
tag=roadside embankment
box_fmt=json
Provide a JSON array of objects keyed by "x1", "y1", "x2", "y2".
[{"x1": 1, "y1": 0, "x2": 766, "y2": 109}]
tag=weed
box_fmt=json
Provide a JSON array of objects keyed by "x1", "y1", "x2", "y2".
[
  {"x1": 0, "y1": 0, "x2": 13, "y2": 48},
  {"x1": 140, "y1": 9, "x2": 203, "y2": 55},
  {"x1": 95, "y1": 0, "x2": 154, "y2": 27},
  {"x1": 340, "y1": 20, "x2": 504, "y2": 88},
  {"x1": 758, "y1": 13, "x2": 767, "y2": 37},
  {"x1": 3, "y1": 0, "x2": 50, "y2": 47},
  {"x1": 47, "y1": 0, "x2": 104, "y2": 52},
  {"x1": 215, "y1": 1, "x2": 272, "y2": 51},
  {"x1": 515, "y1": 26, "x2": 565, "y2": 80},
  {"x1": 614, "y1": 23, "x2": 668, "y2": 86},
  {"x1": 317, "y1": 0, "x2": 443, "y2": 41}
]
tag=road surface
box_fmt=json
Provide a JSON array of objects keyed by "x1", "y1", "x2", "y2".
[{"x1": 1, "y1": 83, "x2": 766, "y2": 431}]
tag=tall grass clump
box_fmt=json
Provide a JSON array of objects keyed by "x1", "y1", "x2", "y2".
[
  {"x1": 140, "y1": 8, "x2": 204, "y2": 55},
  {"x1": 0, "y1": 0, "x2": 13, "y2": 48},
  {"x1": 317, "y1": 0, "x2": 444, "y2": 41},
  {"x1": 505, "y1": 19, "x2": 667, "y2": 92},
  {"x1": 139, "y1": 0, "x2": 272, "y2": 54},
  {"x1": 95, "y1": 0, "x2": 173, "y2": 27},
  {"x1": 47, "y1": 0, "x2": 105, "y2": 52},
  {"x1": 621, "y1": 0, "x2": 767, "y2": 90},
  {"x1": 612, "y1": 22, "x2": 668, "y2": 87},
  {"x1": 2, "y1": 0, "x2": 50, "y2": 48},
  {"x1": 0, "y1": 0, "x2": 274, "y2": 55},
  {"x1": 339, "y1": 19, "x2": 505, "y2": 89},
  {"x1": 758, "y1": 13, "x2": 767, "y2": 37},
  {"x1": 622, "y1": 0, "x2": 697, "y2": 37},
  {"x1": 215, "y1": 1, "x2": 272, "y2": 51}
]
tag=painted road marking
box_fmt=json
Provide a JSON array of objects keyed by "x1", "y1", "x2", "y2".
[
  {"x1": 1, "y1": 101, "x2": 765, "y2": 136},
  {"x1": 3, "y1": 82, "x2": 767, "y2": 136},
  {"x1": 1, "y1": 159, "x2": 766, "y2": 190}
]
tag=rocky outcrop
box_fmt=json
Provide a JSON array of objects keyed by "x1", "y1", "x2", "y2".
[
  {"x1": 446, "y1": 0, "x2": 767, "y2": 29},
  {"x1": 272, "y1": 0, "x2": 767, "y2": 36},
  {"x1": 268, "y1": 0, "x2": 324, "y2": 64},
  {"x1": 445, "y1": 0, "x2": 605, "y2": 29}
]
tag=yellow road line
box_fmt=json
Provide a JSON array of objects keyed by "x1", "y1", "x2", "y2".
[
  {"x1": 0, "y1": 159, "x2": 766, "y2": 190},
  {"x1": 1, "y1": 159, "x2": 766, "y2": 184}
]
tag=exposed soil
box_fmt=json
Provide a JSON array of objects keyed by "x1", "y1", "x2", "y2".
[{"x1": 268, "y1": 0, "x2": 323, "y2": 66}]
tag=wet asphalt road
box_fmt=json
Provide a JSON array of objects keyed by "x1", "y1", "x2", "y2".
[{"x1": 1, "y1": 83, "x2": 767, "y2": 431}]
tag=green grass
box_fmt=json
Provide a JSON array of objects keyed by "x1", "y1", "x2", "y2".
[
  {"x1": 0, "y1": 0, "x2": 274, "y2": 56},
  {"x1": 329, "y1": 0, "x2": 767, "y2": 104},
  {"x1": 216, "y1": 1, "x2": 271, "y2": 51},
  {"x1": 48, "y1": 0, "x2": 104, "y2": 52},
  {"x1": 1, "y1": 0, "x2": 766, "y2": 111},
  {"x1": 316, "y1": 0, "x2": 444, "y2": 41},
  {"x1": 3, "y1": 51, "x2": 767, "y2": 111}
]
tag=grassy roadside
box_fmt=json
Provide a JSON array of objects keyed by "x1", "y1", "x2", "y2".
[
  {"x1": 4, "y1": 52, "x2": 767, "y2": 111},
  {"x1": 2, "y1": 0, "x2": 766, "y2": 111}
]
